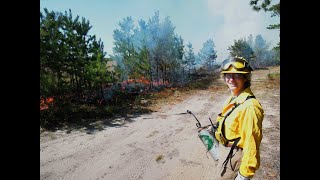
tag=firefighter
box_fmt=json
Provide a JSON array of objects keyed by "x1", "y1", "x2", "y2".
[{"x1": 212, "y1": 56, "x2": 264, "y2": 180}]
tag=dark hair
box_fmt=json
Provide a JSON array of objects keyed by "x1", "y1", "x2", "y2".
[{"x1": 243, "y1": 73, "x2": 251, "y2": 88}]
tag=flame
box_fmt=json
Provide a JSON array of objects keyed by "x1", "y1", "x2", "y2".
[
  {"x1": 121, "y1": 76, "x2": 169, "y2": 88},
  {"x1": 40, "y1": 97, "x2": 54, "y2": 110}
]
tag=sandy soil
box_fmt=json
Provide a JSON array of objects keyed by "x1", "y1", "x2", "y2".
[{"x1": 40, "y1": 66, "x2": 280, "y2": 180}]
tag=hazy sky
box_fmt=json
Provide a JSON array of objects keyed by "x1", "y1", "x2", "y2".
[{"x1": 40, "y1": 0, "x2": 279, "y2": 63}]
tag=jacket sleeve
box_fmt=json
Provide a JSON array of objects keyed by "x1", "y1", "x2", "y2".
[{"x1": 238, "y1": 105, "x2": 264, "y2": 178}]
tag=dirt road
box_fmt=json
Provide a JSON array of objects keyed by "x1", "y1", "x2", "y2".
[{"x1": 40, "y1": 66, "x2": 280, "y2": 180}]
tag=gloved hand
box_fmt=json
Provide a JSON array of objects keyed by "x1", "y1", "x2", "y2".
[
  {"x1": 207, "y1": 123, "x2": 218, "y2": 133},
  {"x1": 212, "y1": 122, "x2": 218, "y2": 130},
  {"x1": 235, "y1": 172, "x2": 250, "y2": 180},
  {"x1": 206, "y1": 126, "x2": 215, "y2": 135}
]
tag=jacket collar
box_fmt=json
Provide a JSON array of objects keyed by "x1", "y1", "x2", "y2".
[{"x1": 228, "y1": 87, "x2": 253, "y2": 104}]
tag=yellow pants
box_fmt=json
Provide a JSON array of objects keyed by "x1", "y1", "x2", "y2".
[{"x1": 213, "y1": 145, "x2": 243, "y2": 180}]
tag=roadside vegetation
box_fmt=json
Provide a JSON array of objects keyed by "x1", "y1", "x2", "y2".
[{"x1": 40, "y1": 8, "x2": 279, "y2": 132}]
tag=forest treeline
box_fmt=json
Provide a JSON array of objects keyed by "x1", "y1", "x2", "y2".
[{"x1": 40, "y1": 8, "x2": 279, "y2": 129}]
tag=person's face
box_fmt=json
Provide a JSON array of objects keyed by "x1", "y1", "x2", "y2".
[{"x1": 224, "y1": 73, "x2": 247, "y2": 96}]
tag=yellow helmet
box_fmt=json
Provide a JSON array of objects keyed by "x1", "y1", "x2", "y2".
[{"x1": 220, "y1": 56, "x2": 253, "y2": 74}]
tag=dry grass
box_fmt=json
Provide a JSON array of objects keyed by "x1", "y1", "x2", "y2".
[
  {"x1": 251, "y1": 66, "x2": 280, "y2": 180},
  {"x1": 155, "y1": 154, "x2": 165, "y2": 163}
]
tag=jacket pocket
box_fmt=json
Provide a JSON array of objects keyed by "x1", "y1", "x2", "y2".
[{"x1": 224, "y1": 115, "x2": 239, "y2": 133}]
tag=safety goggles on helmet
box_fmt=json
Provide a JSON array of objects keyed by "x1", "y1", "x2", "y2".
[{"x1": 220, "y1": 57, "x2": 253, "y2": 72}]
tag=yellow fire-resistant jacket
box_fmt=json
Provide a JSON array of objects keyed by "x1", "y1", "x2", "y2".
[{"x1": 214, "y1": 87, "x2": 264, "y2": 178}]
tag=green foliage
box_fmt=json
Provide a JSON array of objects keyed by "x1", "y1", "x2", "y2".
[
  {"x1": 40, "y1": 73, "x2": 57, "y2": 97},
  {"x1": 267, "y1": 23, "x2": 280, "y2": 30},
  {"x1": 40, "y1": 9, "x2": 222, "y2": 130},
  {"x1": 268, "y1": 2, "x2": 280, "y2": 17},
  {"x1": 272, "y1": 43, "x2": 280, "y2": 64},
  {"x1": 249, "y1": 0, "x2": 280, "y2": 50},
  {"x1": 228, "y1": 39, "x2": 254, "y2": 63},
  {"x1": 183, "y1": 42, "x2": 196, "y2": 77},
  {"x1": 134, "y1": 45, "x2": 151, "y2": 79},
  {"x1": 40, "y1": 8, "x2": 111, "y2": 97},
  {"x1": 250, "y1": 0, "x2": 272, "y2": 12},
  {"x1": 243, "y1": 34, "x2": 280, "y2": 67},
  {"x1": 267, "y1": 72, "x2": 280, "y2": 80},
  {"x1": 40, "y1": 8, "x2": 115, "y2": 127},
  {"x1": 250, "y1": 0, "x2": 280, "y2": 17},
  {"x1": 198, "y1": 38, "x2": 217, "y2": 72},
  {"x1": 250, "y1": 0, "x2": 280, "y2": 18},
  {"x1": 112, "y1": 11, "x2": 189, "y2": 86}
]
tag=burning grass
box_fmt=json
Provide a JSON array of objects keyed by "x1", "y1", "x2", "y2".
[{"x1": 40, "y1": 71, "x2": 219, "y2": 132}]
